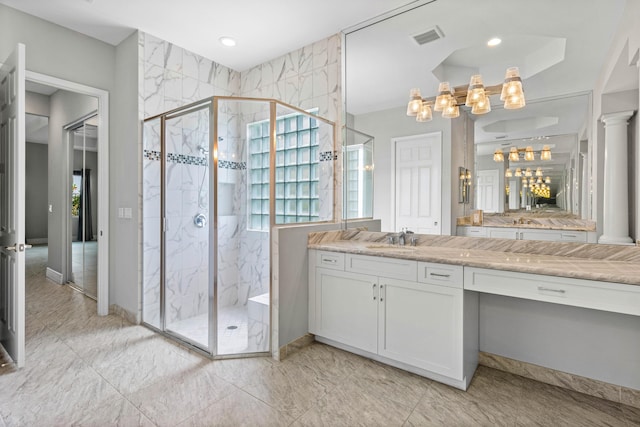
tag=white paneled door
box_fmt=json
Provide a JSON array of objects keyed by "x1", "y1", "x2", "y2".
[
  {"x1": 393, "y1": 133, "x2": 442, "y2": 234},
  {"x1": 0, "y1": 44, "x2": 27, "y2": 367},
  {"x1": 476, "y1": 169, "x2": 500, "y2": 213}
]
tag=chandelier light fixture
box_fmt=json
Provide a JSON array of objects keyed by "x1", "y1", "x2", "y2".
[
  {"x1": 406, "y1": 67, "x2": 525, "y2": 122},
  {"x1": 493, "y1": 144, "x2": 552, "y2": 163}
]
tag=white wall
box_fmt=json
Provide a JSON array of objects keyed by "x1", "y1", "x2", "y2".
[
  {"x1": 0, "y1": 4, "x2": 116, "y2": 92},
  {"x1": 111, "y1": 31, "x2": 141, "y2": 318},
  {"x1": 480, "y1": 294, "x2": 640, "y2": 389},
  {"x1": 26, "y1": 91, "x2": 51, "y2": 116}
]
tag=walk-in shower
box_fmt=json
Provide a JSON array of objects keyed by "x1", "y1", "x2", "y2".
[{"x1": 142, "y1": 96, "x2": 336, "y2": 357}]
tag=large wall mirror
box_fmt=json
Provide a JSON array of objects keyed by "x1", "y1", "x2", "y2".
[{"x1": 343, "y1": 0, "x2": 626, "y2": 233}]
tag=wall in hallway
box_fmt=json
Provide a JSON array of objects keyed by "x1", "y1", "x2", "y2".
[{"x1": 25, "y1": 142, "x2": 48, "y2": 243}]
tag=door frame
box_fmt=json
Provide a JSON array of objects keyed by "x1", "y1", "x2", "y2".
[
  {"x1": 26, "y1": 70, "x2": 109, "y2": 316},
  {"x1": 390, "y1": 132, "x2": 443, "y2": 233}
]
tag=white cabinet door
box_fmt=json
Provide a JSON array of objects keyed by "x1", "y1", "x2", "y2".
[
  {"x1": 377, "y1": 278, "x2": 463, "y2": 380},
  {"x1": 315, "y1": 268, "x2": 378, "y2": 354}
]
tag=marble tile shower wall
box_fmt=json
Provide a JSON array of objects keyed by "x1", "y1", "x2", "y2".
[
  {"x1": 141, "y1": 31, "x2": 240, "y2": 325},
  {"x1": 141, "y1": 31, "x2": 343, "y2": 327}
]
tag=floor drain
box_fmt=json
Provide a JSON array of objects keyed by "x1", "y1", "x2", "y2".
[{"x1": 227, "y1": 325, "x2": 238, "y2": 330}]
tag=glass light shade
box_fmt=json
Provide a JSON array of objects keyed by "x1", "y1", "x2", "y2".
[
  {"x1": 493, "y1": 149, "x2": 504, "y2": 162},
  {"x1": 434, "y1": 82, "x2": 452, "y2": 112},
  {"x1": 508, "y1": 147, "x2": 519, "y2": 162},
  {"x1": 466, "y1": 170, "x2": 471, "y2": 180},
  {"x1": 524, "y1": 146, "x2": 535, "y2": 161},
  {"x1": 540, "y1": 145, "x2": 552, "y2": 160},
  {"x1": 500, "y1": 67, "x2": 524, "y2": 99},
  {"x1": 465, "y1": 75, "x2": 485, "y2": 106},
  {"x1": 505, "y1": 169, "x2": 512, "y2": 177},
  {"x1": 515, "y1": 168, "x2": 522, "y2": 177},
  {"x1": 522, "y1": 177, "x2": 527, "y2": 184},
  {"x1": 545, "y1": 176, "x2": 551, "y2": 184},
  {"x1": 535, "y1": 167, "x2": 543, "y2": 177},
  {"x1": 529, "y1": 177, "x2": 535, "y2": 184},
  {"x1": 442, "y1": 99, "x2": 460, "y2": 119},
  {"x1": 471, "y1": 94, "x2": 491, "y2": 114},
  {"x1": 504, "y1": 94, "x2": 526, "y2": 109},
  {"x1": 525, "y1": 168, "x2": 532, "y2": 177},
  {"x1": 406, "y1": 88, "x2": 422, "y2": 116},
  {"x1": 501, "y1": 67, "x2": 526, "y2": 109},
  {"x1": 522, "y1": 182, "x2": 528, "y2": 188},
  {"x1": 416, "y1": 102, "x2": 433, "y2": 122},
  {"x1": 537, "y1": 177, "x2": 542, "y2": 184}
]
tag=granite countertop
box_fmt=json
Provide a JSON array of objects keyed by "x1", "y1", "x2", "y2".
[
  {"x1": 308, "y1": 231, "x2": 640, "y2": 286},
  {"x1": 456, "y1": 214, "x2": 596, "y2": 231}
]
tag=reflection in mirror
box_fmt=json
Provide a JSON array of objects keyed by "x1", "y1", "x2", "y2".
[
  {"x1": 343, "y1": 127, "x2": 374, "y2": 220},
  {"x1": 458, "y1": 167, "x2": 471, "y2": 204},
  {"x1": 343, "y1": 0, "x2": 623, "y2": 233},
  {"x1": 474, "y1": 93, "x2": 590, "y2": 218}
]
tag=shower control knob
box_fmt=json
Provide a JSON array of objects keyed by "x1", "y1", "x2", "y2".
[{"x1": 193, "y1": 213, "x2": 207, "y2": 228}]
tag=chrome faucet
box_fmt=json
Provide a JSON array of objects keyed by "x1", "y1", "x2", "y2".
[{"x1": 397, "y1": 228, "x2": 415, "y2": 246}]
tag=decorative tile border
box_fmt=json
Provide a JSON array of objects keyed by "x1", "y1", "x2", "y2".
[
  {"x1": 144, "y1": 149, "x2": 161, "y2": 161},
  {"x1": 143, "y1": 150, "x2": 245, "y2": 170},
  {"x1": 320, "y1": 150, "x2": 337, "y2": 162},
  {"x1": 219, "y1": 160, "x2": 246, "y2": 170},
  {"x1": 167, "y1": 152, "x2": 207, "y2": 167}
]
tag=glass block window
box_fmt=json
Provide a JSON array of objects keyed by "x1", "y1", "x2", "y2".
[{"x1": 248, "y1": 111, "x2": 320, "y2": 231}]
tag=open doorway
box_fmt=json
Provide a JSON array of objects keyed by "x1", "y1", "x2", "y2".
[{"x1": 24, "y1": 72, "x2": 109, "y2": 315}]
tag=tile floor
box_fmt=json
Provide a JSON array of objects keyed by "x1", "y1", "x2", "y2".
[{"x1": 1, "y1": 247, "x2": 639, "y2": 426}]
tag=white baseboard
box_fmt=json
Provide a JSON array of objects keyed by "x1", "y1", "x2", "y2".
[
  {"x1": 45, "y1": 267, "x2": 64, "y2": 284},
  {"x1": 26, "y1": 238, "x2": 47, "y2": 245}
]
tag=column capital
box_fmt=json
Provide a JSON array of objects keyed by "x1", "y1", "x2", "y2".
[{"x1": 601, "y1": 110, "x2": 635, "y2": 126}]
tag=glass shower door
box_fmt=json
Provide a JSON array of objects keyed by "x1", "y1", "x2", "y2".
[{"x1": 163, "y1": 103, "x2": 212, "y2": 350}]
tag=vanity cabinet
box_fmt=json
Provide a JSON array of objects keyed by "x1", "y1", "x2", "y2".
[
  {"x1": 309, "y1": 250, "x2": 478, "y2": 389},
  {"x1": 458, "y1": 226, "x2": 590, "y2": 242}
]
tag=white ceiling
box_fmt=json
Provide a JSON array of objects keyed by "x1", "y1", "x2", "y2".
[{"x1": 0, "y1": 0, "x2": 417, "y2": 72}]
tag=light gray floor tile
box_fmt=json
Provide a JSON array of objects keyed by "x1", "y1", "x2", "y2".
[
  {"x1": 127, "y1": 363, "x2": 234, "y2": 426},
  {"x1": 294, "y1": 379, "x2": 414, "y2": 427},
  {"x1": 178, "y1": 387, "x2": 294, "y2": 427}
]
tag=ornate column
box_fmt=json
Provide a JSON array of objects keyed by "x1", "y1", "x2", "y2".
[{"x1": 598, "y1": 111, "x2": 635, "y2": 245}]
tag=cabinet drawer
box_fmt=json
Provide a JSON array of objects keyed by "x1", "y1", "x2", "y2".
[
  {"x1": 557, "y1": 231, "x2": 586, "y2": 242},
  {"x1": 464, "y1": 267, "x2": 640, "y2": 316},
  {"x1": 418, "y1": 262, "x2": 463, "y2": 288},
  {"x1": 317, "y1": 251, "x2": 345, "y2": 270},
  {"x1": 346, "y1": 254, "x2": 417, "y2": 281},
  {"x1": 457, "y1": 226, "x2": 486, "y2": 237}
]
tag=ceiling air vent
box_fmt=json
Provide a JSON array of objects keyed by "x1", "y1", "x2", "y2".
[{"x1": 413, "y1": 26, "x2": 444, "y2": 45}]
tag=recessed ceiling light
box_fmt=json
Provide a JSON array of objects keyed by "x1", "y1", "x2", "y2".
[
  {"x1": 487, "y1": 37, "x2": 502, "y2": 47},
  {"x1": 219, "y1": 37, "x2": 237, "y2": 47}
]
